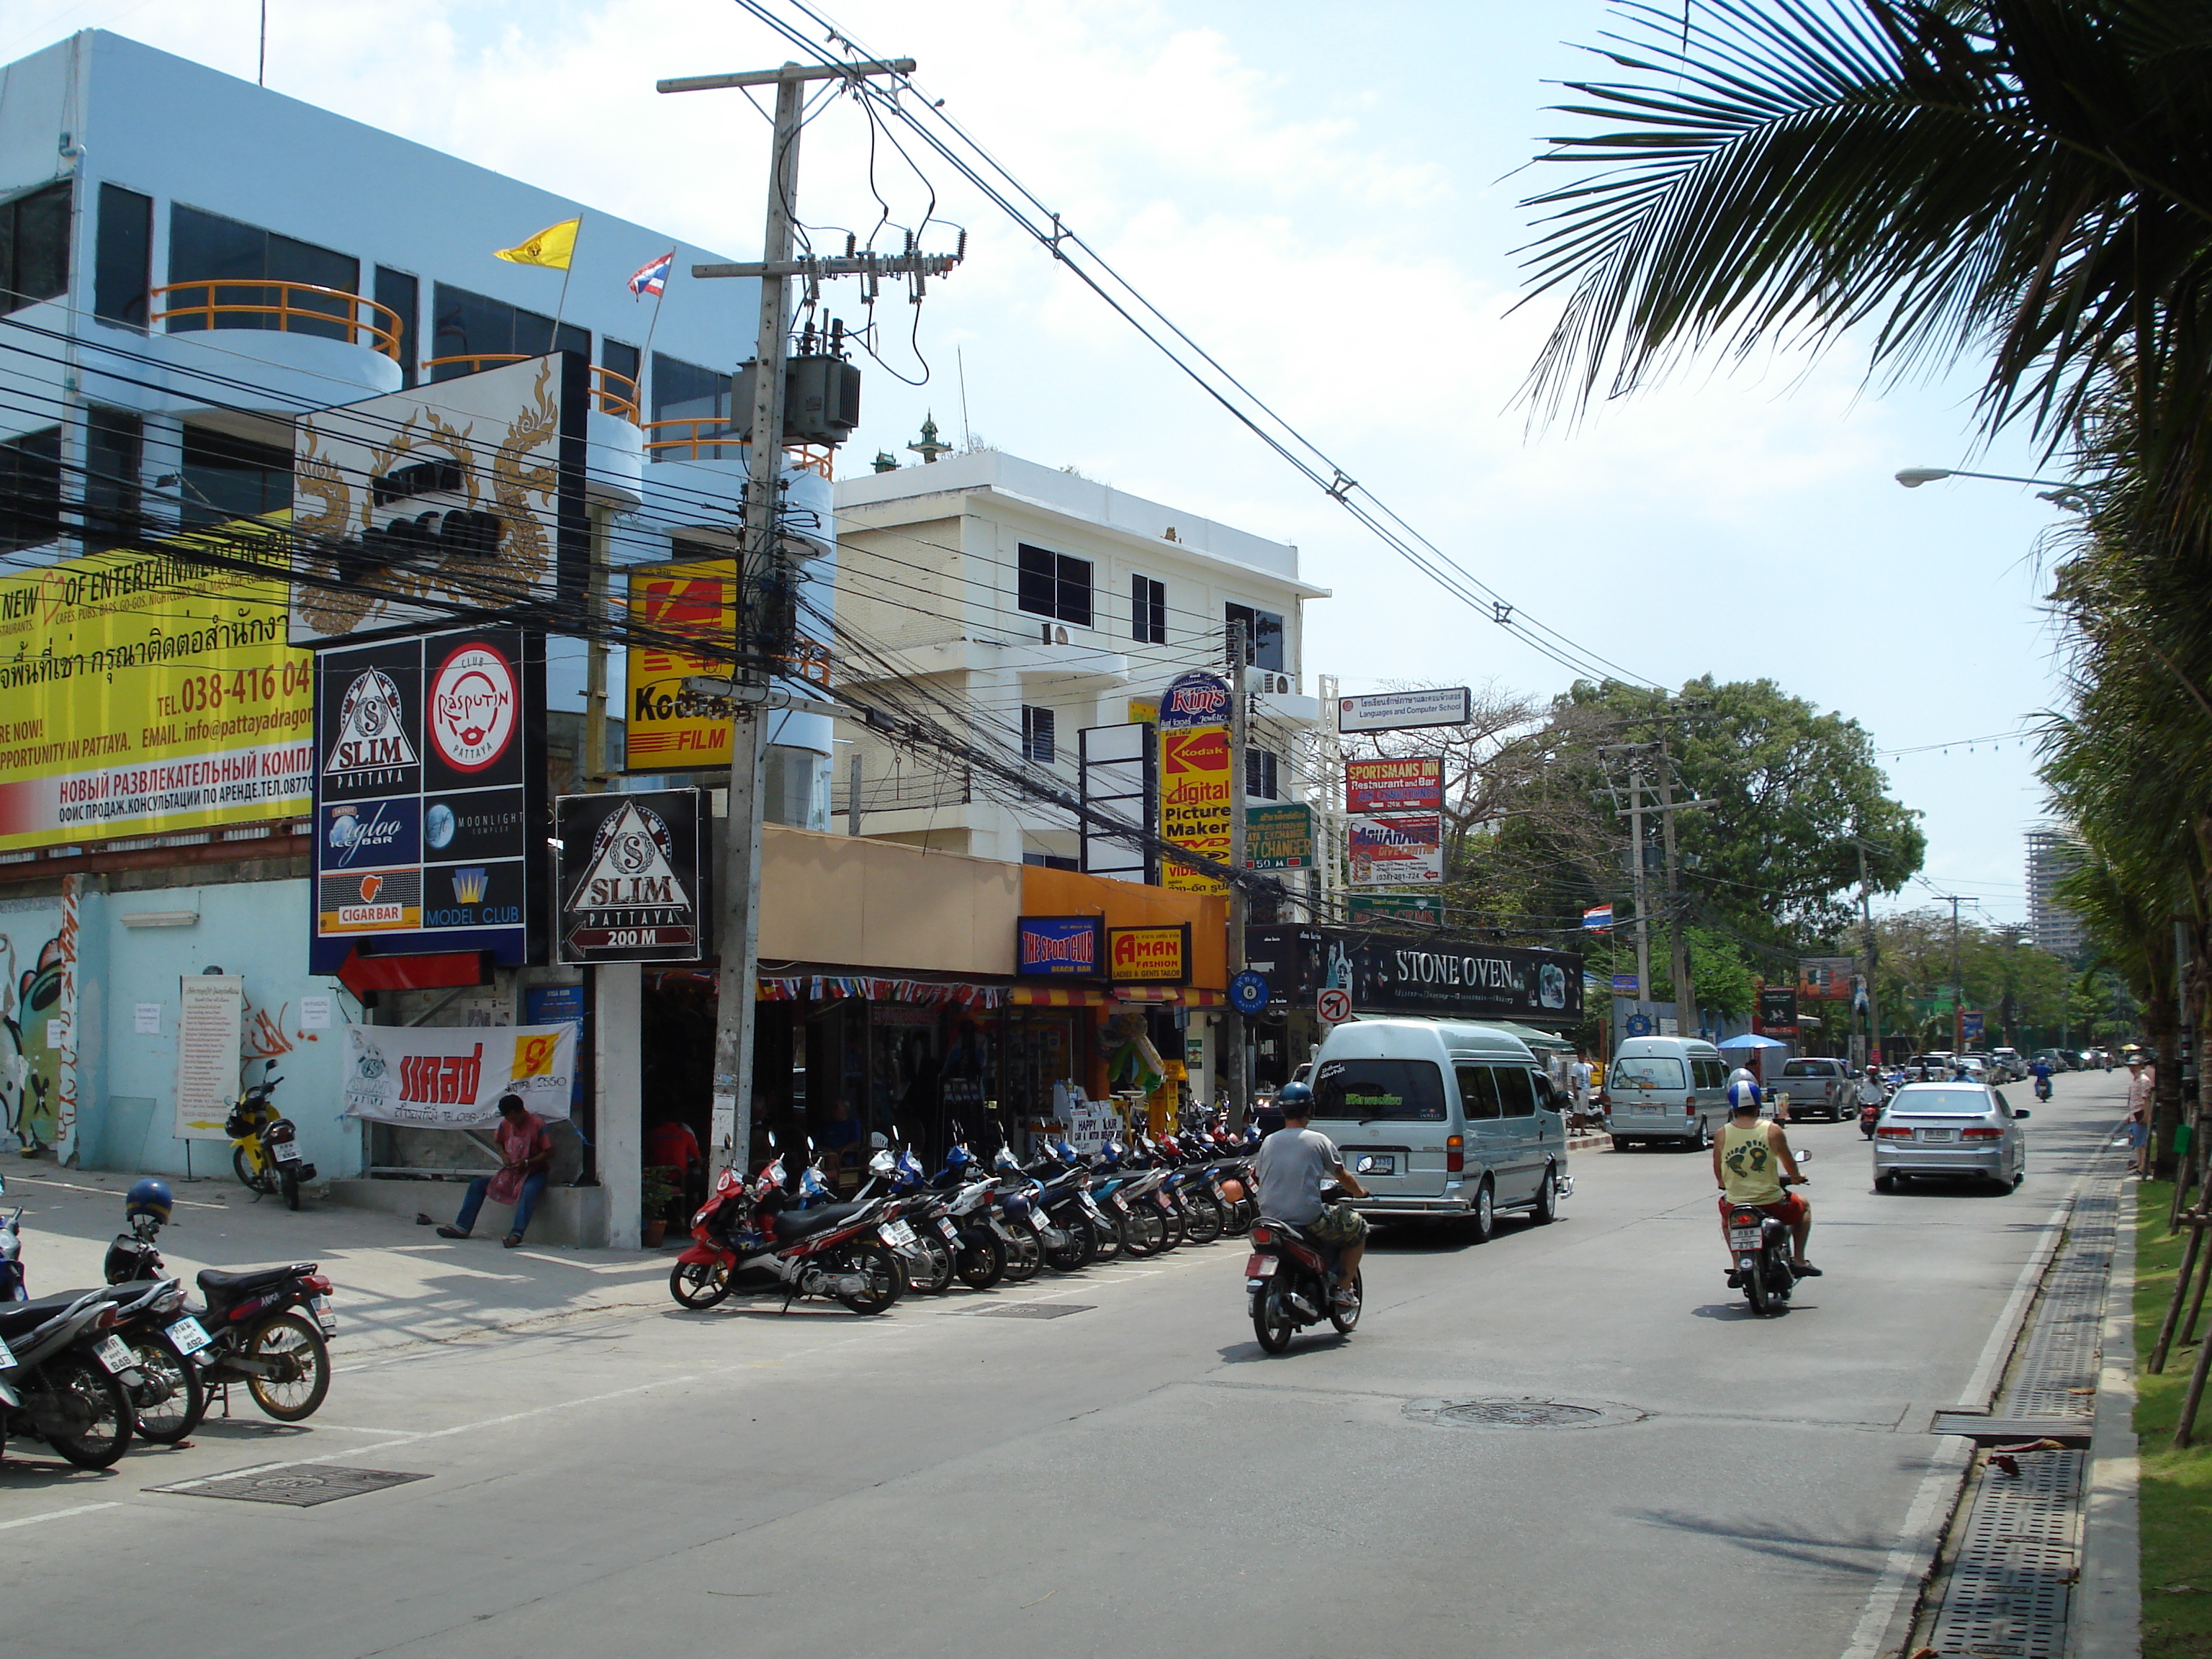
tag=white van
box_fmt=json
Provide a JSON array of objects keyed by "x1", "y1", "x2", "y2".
[
  {"x1": 1605, "y1": 1035, "x2": 1729, "y2": 1151},
  {"x1": 1308, "y1": 1018, "x2": 1568, "y2": 1242}
]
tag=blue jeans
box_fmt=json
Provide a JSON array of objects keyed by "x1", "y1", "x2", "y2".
[{"x1": 455, "y1": 1171, "x2": 548, "y2": 1238}]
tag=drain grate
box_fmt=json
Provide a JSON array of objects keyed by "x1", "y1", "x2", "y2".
[
  {"x1": 1401, "y1": 1396, "x2": 1643, "y2": 1429},
  {"x1": 156, "y1": 1465, "x2": 431, "y2": 1507},
  {"x1": 961, "y1": 1302, "x2": 1092, "y2": 1320}
]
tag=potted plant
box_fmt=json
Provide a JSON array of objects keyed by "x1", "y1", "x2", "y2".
[{"x1": 638, "y1": 1166, "x2": 678, "y2": 1247}]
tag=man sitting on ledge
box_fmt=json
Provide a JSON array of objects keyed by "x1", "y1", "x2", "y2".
[{"x1": 437, "y1": 1094, "x2": 553, "y2": 1248}]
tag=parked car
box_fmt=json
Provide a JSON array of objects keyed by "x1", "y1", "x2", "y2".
[
  {"x1": 1990, "y1": 1047, "x2": 2025, "y2": 1082},
  {"x1": 1770, "y1": 1056, "x2": 1852, "y2": 1121},
  {"x1": 2028, "y1": 1048, "x2": 2068, "y2": 1074},
  {"x1": 1872, "y1": 1082, "x2": 2029, "y2": 1192}
]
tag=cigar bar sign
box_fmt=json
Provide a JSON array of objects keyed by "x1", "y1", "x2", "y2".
[{"x1": 554, "y1": 788, "x2": 709, "y2": 963}]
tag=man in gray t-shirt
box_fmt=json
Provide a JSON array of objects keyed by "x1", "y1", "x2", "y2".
[{"x1": 1253, "y1": 1096, "x2": 1368, "y2": 1304}]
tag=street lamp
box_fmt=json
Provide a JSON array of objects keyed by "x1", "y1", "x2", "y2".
[{"x1": 1894, "y1": 466, "x2": 2087, "y2": 511}]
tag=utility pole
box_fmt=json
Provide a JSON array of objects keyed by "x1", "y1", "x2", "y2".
[
  {"x1": 1930, "y1": 891, "x2": 1966, "y2": 1053},
  {"x1": 1850, "y1": 837, "x2": 1883, "y2": 1066},
  {"x1": 662, "y1": 55, "x2": 918, "y2": 1178},
  {"x1": 1627, "y1": 758, "x2": 1653, "y2": 1024},
  {"x1": 1228, "y1": 620, "x2": 1250, "y2": 1128},
  {"x1": 1654, "y1": 712, "x2": 1695, "y2": 1039}
]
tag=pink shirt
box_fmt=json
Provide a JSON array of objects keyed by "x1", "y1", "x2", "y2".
[{"x1": 487, "y1": 1112, "x2": 552, "y2": 1205}]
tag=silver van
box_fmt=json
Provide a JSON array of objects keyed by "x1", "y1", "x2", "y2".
[
  {"x1": 1308, "y1": 1018, "x2": 1568, "y2": 1242},
  {"x1": 1605, "y1": 1035, "x2": 1728, "y2": 1151}
]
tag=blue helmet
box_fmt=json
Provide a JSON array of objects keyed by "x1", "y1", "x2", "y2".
[
  {"x1": 1274, "y1": 1081, "x2": 1314, "y2": 1115},
  {"x1": 1724, "y1": 1079, "x2": 1763, "y2": 1115},
  {"x1": 125, "y1": 1177, "x2": 174, "y2": 1226}
]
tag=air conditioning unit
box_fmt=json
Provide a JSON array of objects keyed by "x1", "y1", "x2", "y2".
[{"x1": 1253, "y1": 673, "x2": 1294, "y2": 696}]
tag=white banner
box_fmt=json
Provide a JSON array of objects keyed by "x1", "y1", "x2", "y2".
[
  {"x1": 175, "y1": 974, "x2": 244, "y2": 1141},
  {"x1": 340, "y1": 1022, "x2": 577, "y2": 1128},
  {"x1": 1348, "y1": 811, "x2": 1445, "y2": 886}
]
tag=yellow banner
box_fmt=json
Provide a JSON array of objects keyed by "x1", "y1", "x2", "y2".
[
  {"x1": 1159, "y1": 724, "x2": 1231, "y2": 895},
  {"x1": 0, "y1": 539, "x2": 313, "y2": 852},
  {"x1": 624, "y1": 559, "x2": 736, "y2": 773}
]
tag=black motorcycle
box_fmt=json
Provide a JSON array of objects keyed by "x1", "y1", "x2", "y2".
[
  {"x1": 1726, "y1": 1173, "x2": 1809, "y2": 1318},
  {"x1": 1245, "y1": 1203, "x2": 1362, "y2": 1354},
  {"x1": 105, "y1": 1217, "x2": 336, "y2": 1424},
  {"x1": 0, "y1": 1287, "x2": 145, "y2": 1467}
]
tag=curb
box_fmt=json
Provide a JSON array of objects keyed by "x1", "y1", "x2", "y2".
[{"x1": 2074, "y1": 1178, "x2": 2141, "y2": 1659}]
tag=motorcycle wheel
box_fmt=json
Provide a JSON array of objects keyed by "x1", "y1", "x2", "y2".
[
  {"x1": 281, "y1": 1167, "x2": 301, "y2": 1212},
  {"x1": 1156, "y1": 1202, "x2": 1185, "y2": 1253},
  {"x1": 1183, "y1": 1193, "x2": 1226, "y2": 1246},
  {"x1": 833, "y1": 1240, "x2": 904, "y2": 1316},
  {"x1": 1328, "y1": 1269, "x2": 1364, "y2": 1335},
  {"x1": 1000, "y1": 1230, "x2": 1043, "y2": 1283},
  {"x1": 955, "y1": 1227, "x2": 1005, "y2": 1291},
  {"x1": 126, "y1": 1331, "x2": 205, "y2": 1444},
  {"x1": 1120, "y1": 1205, "x2": 1166, "y2": 1258},
  {"x1": 1089, "y1": 1214, "x2": 1123, "y2": 1264},
  {"x1": 1253, "y1": 1282, "x2": 1295, "y2": 1354},
  {"x1": 233, "y1": 1145, "x2": 272, "y2": 1195},
  {"x1": 1043, "y1": 1215, "x2": 1093, "y2": 1273},
  {"x1": 38, "y1": 1354, "x2": 133, "y2": 1468},
  {"x1": 1226, "y1": 1198, "x2": 1256, "y2": 1237},
  {"x1": 244, "y1": 1312, "x2": 331, "y2": 1421},
  {"x1": 669, "y1": 1259, "x2": 734, "y2": 1309},
  {"x1": 907, "y1": 1235, "x2": 958, "y2": 1295}
]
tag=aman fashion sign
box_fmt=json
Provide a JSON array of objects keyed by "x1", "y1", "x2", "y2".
[
  {"x1": 0, "y1": 540, "x2": 312, "y2": 852},
  {"x1": 1108, "y1": 924, "x2": 1190, "y2": 986},
  {"x1": 340, "y1": 1022, "x2": 577, "y2": 1129},
  {"x1": 289, "y1": 354, "x2": 588, "y2": 647}
]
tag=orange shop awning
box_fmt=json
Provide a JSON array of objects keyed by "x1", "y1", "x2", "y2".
[
  {"x1": 1111, "y1": 986, "x2": 1225, "y2": 1007},
  {"x1": 1009, "y1": 986, "x2": 1111, "y2": 1007}
]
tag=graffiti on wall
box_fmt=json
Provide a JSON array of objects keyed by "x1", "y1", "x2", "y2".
[{"x1": 0, "y1": 914, "x2": 66, "y2": 1150}]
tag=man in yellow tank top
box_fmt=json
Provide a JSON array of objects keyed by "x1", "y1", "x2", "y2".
[{"x1": 1713, "y1": 1084, "x2": 1818, "y2": 1280}]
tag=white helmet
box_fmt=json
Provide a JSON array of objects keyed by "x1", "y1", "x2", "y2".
[{"x1": 1725, "y1": 1077, "x2": 1763, "y2": 1114}]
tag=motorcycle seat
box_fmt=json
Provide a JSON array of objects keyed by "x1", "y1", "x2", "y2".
[
  {"x1": 0, "y1": 1289, "x2": 113, "y2": 1340},
  {"x1": 770, "y1": 1202, "x2": 869, "y2": 1241},
  {"x1": 197, "y1": 1264, "x2": 314, "y2": 1302}
]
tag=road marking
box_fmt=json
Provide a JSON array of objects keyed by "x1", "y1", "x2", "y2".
[{"x1": 0, "y1": 1502, "x2": 122, "y2": 1531}]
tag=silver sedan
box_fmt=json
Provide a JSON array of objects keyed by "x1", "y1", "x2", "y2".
[{"x1": 1871, "y1": 1082, "x2": 2029, "y2": 1192}]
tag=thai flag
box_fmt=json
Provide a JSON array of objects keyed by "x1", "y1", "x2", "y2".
[
  {"x1": 628, "y1": 251, "x2": 673, "y2": 299},
  {"x1": 1582, "y1": 904, "x2": 1613, "y2": 931}
]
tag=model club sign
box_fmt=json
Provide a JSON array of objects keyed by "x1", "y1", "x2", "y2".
[{"x1": 554, "y1": 788, "x2": 709, "y2": 963}]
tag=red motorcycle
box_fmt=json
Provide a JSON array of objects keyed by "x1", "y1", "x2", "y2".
[{"x1": 667, "y1": 1161, "x2": 907, "y2": 1316}]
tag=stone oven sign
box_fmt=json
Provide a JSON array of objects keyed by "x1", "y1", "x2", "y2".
[{"x1": 554, "y1": 788, "x2": 709, "y2": 964}]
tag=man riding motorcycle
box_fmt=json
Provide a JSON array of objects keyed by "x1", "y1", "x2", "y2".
[
  {"x1": 1714, "y1": 1079, "x2": 1819, "y2": 1285},
  {"x1": 1253, "y1": 1082, "x2": 1369, "y2": 1308},
  {"x1": 1855, "y1": 1065, "x2": 1887, "y2": 1135},
  {"x1": 2029, "y1": 1056, "x2": 2054, "y2": 1102}
]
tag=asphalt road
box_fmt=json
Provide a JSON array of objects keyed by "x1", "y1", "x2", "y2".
[{"x1": 2, "y1": 1069, "x2": 2128, "y2": 1658}]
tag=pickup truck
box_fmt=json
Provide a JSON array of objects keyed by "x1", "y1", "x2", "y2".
[{"x1": 1769, "y1": 1056, "x2": 1853, "y2": 1121}]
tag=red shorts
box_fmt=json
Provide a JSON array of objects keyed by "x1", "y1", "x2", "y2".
[{"x1": 1719, "y1": 1194, "x2": 1806, "y2": 1226}]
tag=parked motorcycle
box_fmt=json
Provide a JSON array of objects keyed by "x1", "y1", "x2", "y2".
[
  {"x1": 669, "y1": 1161, "x2": 905, "y2": 1315},
  {"x1": 226, "y1": 1061, "x2": 316, "y2": 1210},
  {"x1": 0, "y1": 1286, "x2": 143, "y2": 1467},
  {"x1": 1245, "y1": 1199, "x2": 1361, "y2": 1354}
]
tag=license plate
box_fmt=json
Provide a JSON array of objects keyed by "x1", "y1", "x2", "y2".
[
  {"x1": 1354, "y1": 1154, "x2": 1395, "y2": 1176},
  {"x1": 1920, "y1": 1129, "x2": 1955, "y2": 1143},
  {"x1": 935, "y1": 1218, "x2": 960, "y2": 1243},
  {"x1": 1110, "y1": 1195, "x2": 1129, "y2": 1213},
  {"x1": 165, "y1": 1316, "x2": 212, "y2": 1357},
  {"x1": 1244, "y1": 1254, "x2": 1270, "y2": 1277},
  {"x1": 0, "y1": 1333, "x2": 14, "y2": 1368},
  {"x1": 274, "y1": 1140, "x2": 302, "y2": 1163},
  {"x1": 310, "y1": 1295, "x2": 336, "y2": 1335},
  {"x1": 1727, "y1": 1228, "x2": 1761, "y2": 1249},
  {"x1": 881, "y1": 1220, "x2": 917, "y2": 1248},
  {"x1": 93, "y1": 1334, "x2": 133, "y2": 1375}
]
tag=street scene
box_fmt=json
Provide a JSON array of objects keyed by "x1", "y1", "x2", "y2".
[{"x1": 0, "y1": 5, "x2": 2206, "y2": 1657}]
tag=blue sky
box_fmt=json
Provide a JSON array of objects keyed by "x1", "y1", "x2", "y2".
[{"x1": 11, "y1": 0, "x2": 2069, "y2": 923}]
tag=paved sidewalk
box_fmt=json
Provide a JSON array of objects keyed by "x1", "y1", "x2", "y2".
[{"x1": 1, "y1": 1165, "x2": 672, "y2": 1358}]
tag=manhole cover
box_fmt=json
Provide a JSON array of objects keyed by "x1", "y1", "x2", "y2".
[
  {"x1": 961, "y1": 1302, "x2": 1093, "y2": 1320},
  {"x1": 1402, "y1": 1396, "x2": 1648, "y2": 1430},
  {"x1": 155, "y1": 1465, "x2": 431, "y2": 1507}
]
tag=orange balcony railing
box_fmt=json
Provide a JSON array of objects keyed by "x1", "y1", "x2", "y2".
[
  {"x1": 153, "y1": 280, "x2": 405, "y2": 360},
  {"x1": 640, "y1": 421, "x2": 835, "y2": 477},
  {"x1": 421, "y1": 355, "x2": 642, "y2": 423}
]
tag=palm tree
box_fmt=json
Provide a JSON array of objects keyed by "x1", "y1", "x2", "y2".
[{"x1": 1518, "y1": 1, "x2": 2212, "y2": 534}]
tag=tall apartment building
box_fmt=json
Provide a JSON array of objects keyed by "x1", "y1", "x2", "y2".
[{"x1": 2026, "y1": 826, "x2": 2087, "y2": 958}]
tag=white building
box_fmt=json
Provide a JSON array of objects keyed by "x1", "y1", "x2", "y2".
[
  {"x1": 2026, "y1": 826, "x2": 2087, "y2": 959},
  {"x1": 830, "y1": 447, "x2": 1328, "y2": 869}
]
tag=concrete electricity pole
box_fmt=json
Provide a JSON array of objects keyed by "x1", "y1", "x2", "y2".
[
  {"x1": 1654, "y1": 717, "x2": 1695, "y2": 1038},
  {"x1": 660, "y1": 55, "x2": 915, "y2": 1177},
  {"x1": 1227, "y1": 620, "x2": 1250, "y2": 1128},
  {"x1": 1626, "y1": 759, "x2": 1653, "y2": 1022},
  {"x1": 1931, "y1": 891, "x2": 1967, "y2": 1053},
  {"x1": 1849, "y1": 837, "x2": 1884, "y2": 1065}
]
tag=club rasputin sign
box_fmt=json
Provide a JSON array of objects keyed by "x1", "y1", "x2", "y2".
[{"x1": 554, "y1": 788, "x2": 709, "y2": 964}]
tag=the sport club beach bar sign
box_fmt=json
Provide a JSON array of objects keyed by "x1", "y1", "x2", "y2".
[{"x1": 1156, "y1": 671, "x2": 1232, "y2": 896}]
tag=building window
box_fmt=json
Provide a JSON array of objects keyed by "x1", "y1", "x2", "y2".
[
  {"x1": 430, "y1": 282, "x2": 587, "y2": 376},
  {"x1": 168, "y1": 205, "x2": 358, "y2": 340},
  {"x1": 603, "y1": 339, "x2": 641, "y2": 414},
  {"x1": 1022, "y1": 852, "x2": 1079, "y2": 871},
  {"x1": 373, "y1": 267, "x2": 419, "y2": 386},
  {"x1": 94, "y1": 184, "x2": 152, "y2": 329},
  {"x1": 181, "y1": 426, "x2": 291, "y2": 526},
  {"x1": 0, "y1": 181, "x2": 70, "y2": 317},
  {"x1": 1225, "y1": 602, "x2": 1285, "y2": 671},
  {"x1": 651, "y1": 352, "x2": 730, "y2": 426},
  {"x1": 0, "y1": 427, "x2": 62, "y2": 552},
  {"x1": 1131, "y1": 573, "x2": 1166, "y2": 644},
  {"x1": 1246, "y1": 748, "x2": 1280, "y2": 801},
  {"x1": 670, "y1": 537, "x2": 724, "y2": 562},
  {"x1": 1017, "y1": 544, "x2": 1092, "y2": 628},
  {"x1": 84, "y1": 408, "x2": 143, "y2": 544},
  {"x1": 1022, "y1": 705, "x2": 1056, "y2": 765}
]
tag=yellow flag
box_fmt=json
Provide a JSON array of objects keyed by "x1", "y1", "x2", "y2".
[{"x1": 494, "y1": 217, "x2": 580, "y2": 271}]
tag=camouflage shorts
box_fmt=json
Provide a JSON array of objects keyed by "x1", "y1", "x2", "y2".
[{"x1": 1306, "y1": 1202, "x2": 1369, "y2": 1247}]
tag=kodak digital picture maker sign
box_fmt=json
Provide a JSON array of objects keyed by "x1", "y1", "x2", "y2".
[
  {"x1": 554, "y1": 788, "x2": 709, "y2": 964},
  {"x1": 308, "y1": 626, "x2": 547, "y2": 974}
]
